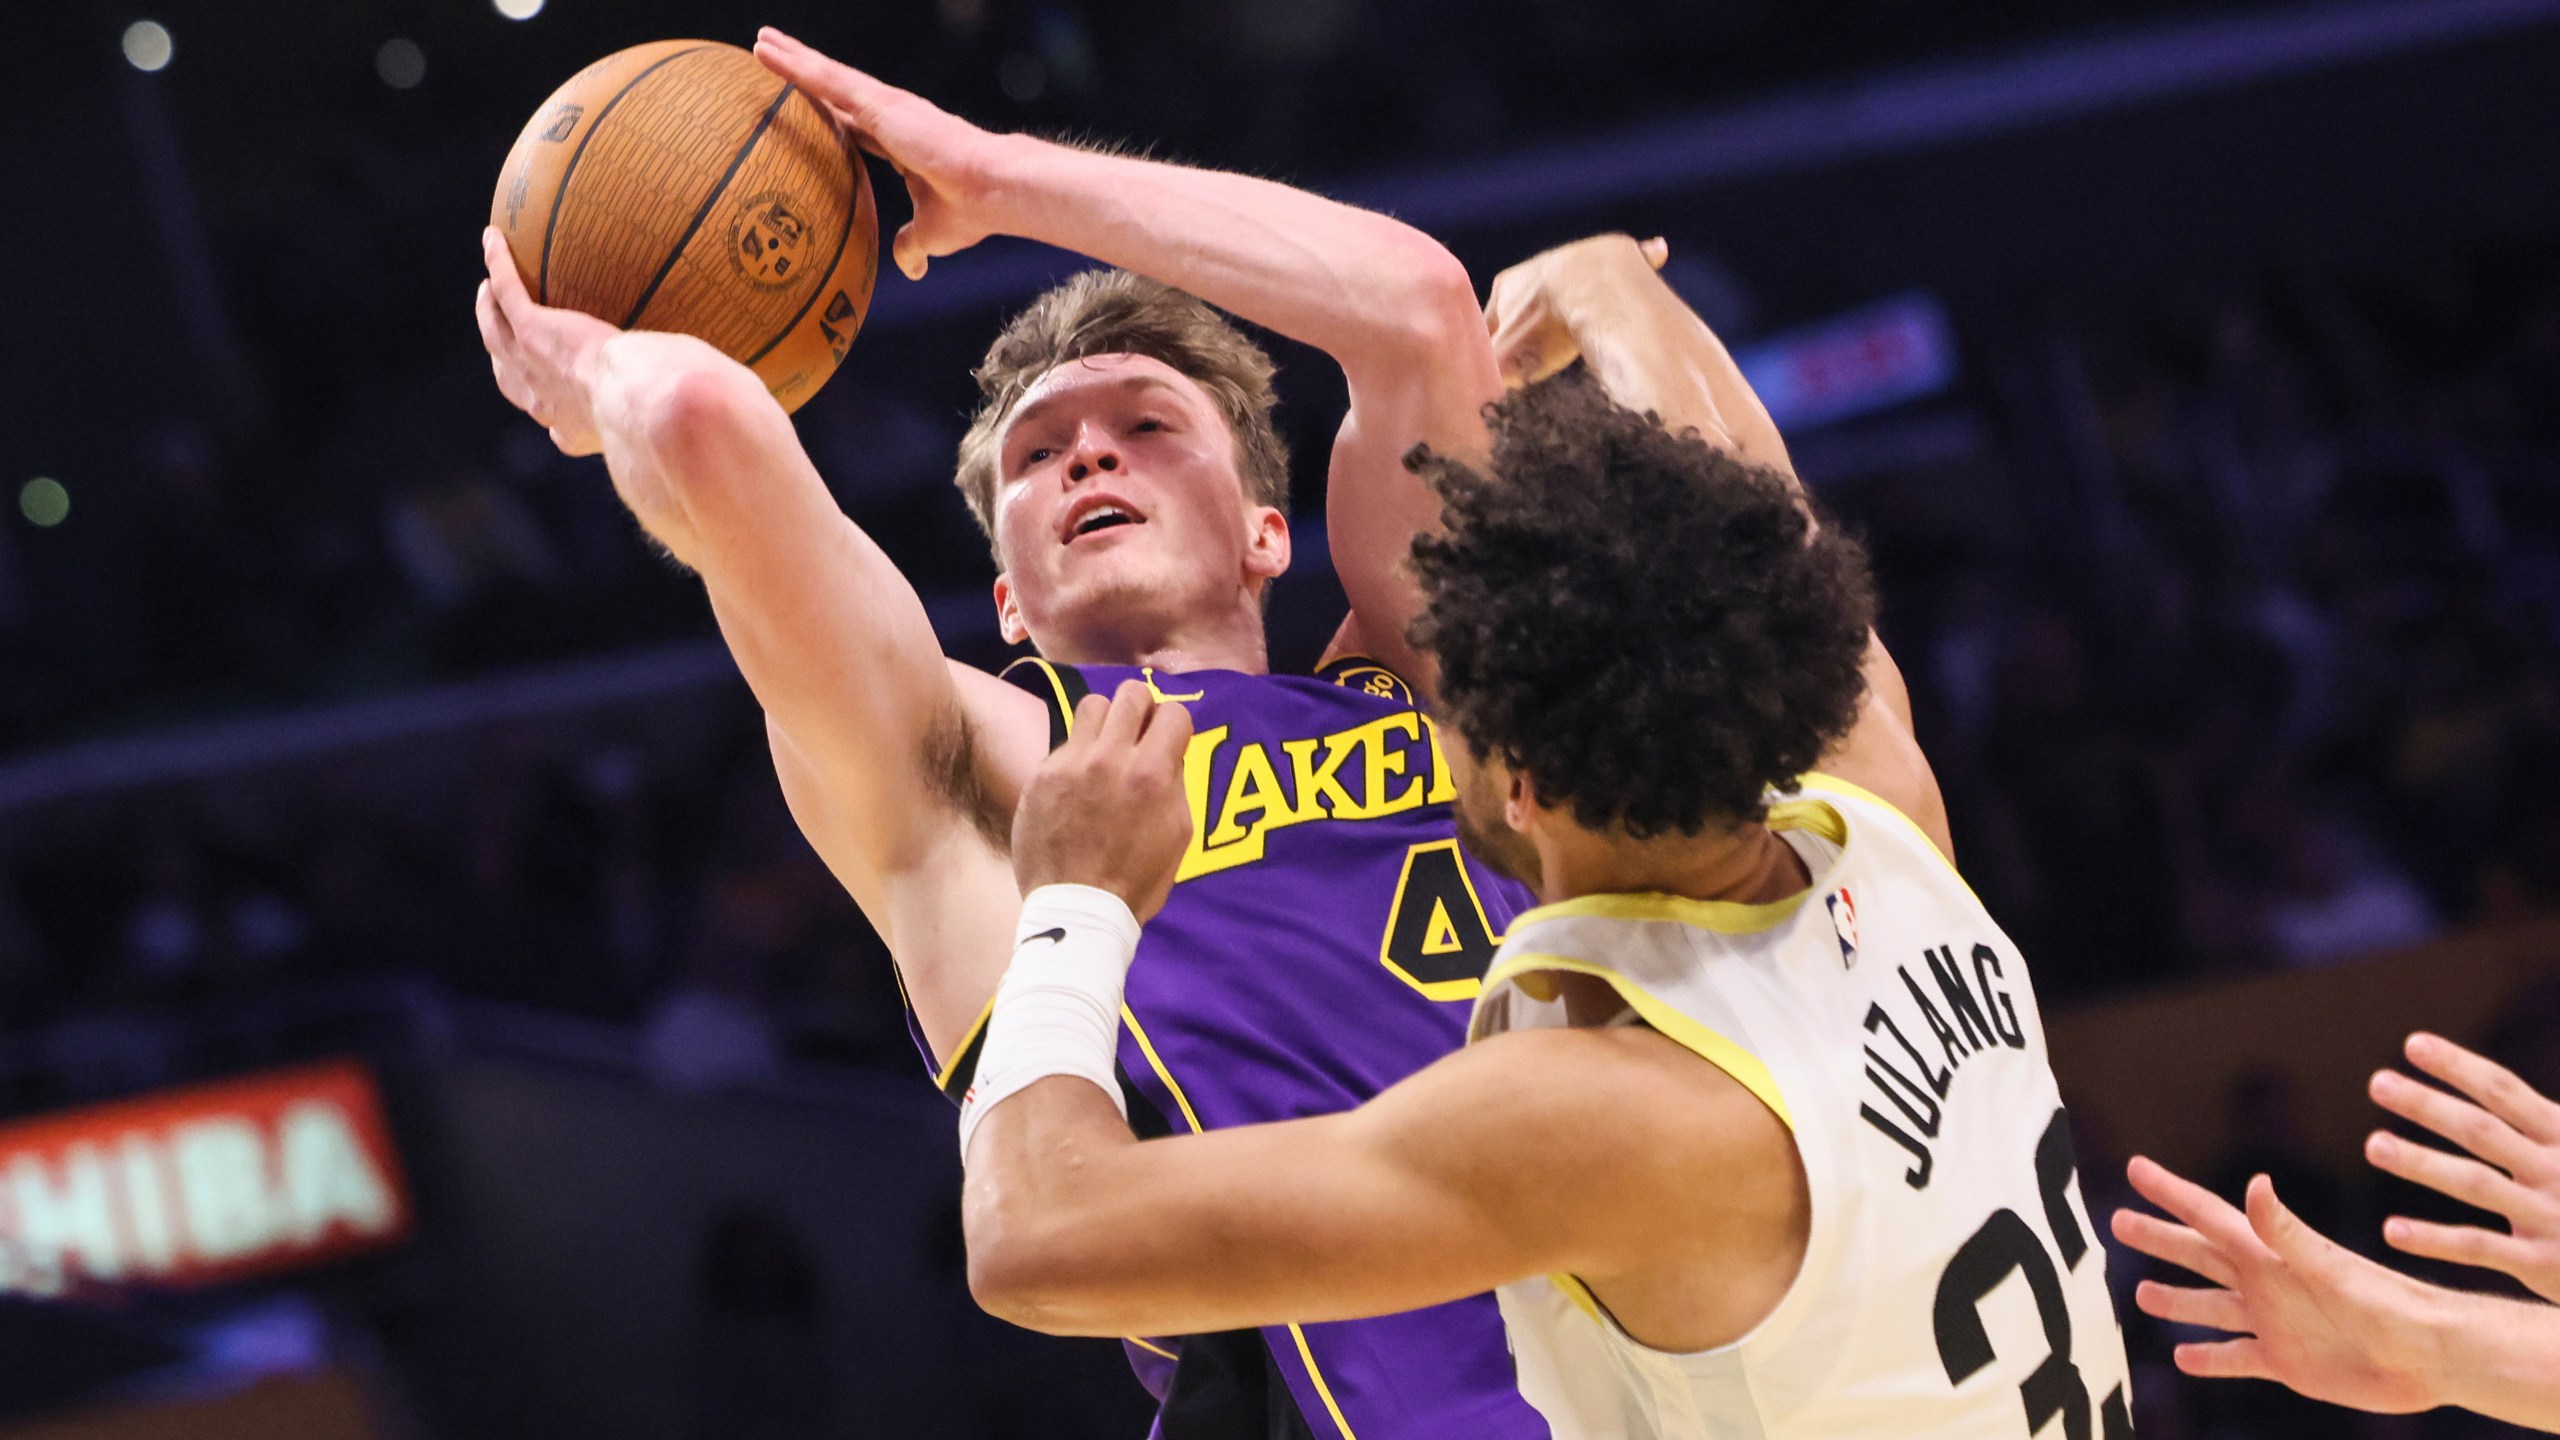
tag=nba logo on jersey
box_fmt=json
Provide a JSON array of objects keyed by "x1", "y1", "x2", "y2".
[{"x1": 1824, "y1": 886, "x2": 1859, "y2": 968}]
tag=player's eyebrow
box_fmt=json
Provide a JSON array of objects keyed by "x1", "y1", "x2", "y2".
[{"x1": 1001, "y1": 371, "x2": 1192, "y2": 452}]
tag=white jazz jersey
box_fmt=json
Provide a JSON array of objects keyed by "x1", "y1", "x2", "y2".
[{"x1": 1468, "y1": 775, "x2": 2132, "y2": 1440}]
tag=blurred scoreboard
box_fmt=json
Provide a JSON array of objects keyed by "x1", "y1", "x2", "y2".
[{"x1": 0, "y1": 1061, "x2": 411, "y2": 1298}]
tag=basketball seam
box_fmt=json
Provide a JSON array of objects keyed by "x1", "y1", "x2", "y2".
[
  {"x1": 618, "y1": 82, "x2": 798, "y2": 331},
  {"x1": 743, "y1": 128, "x2": 864, "y2": 368},
  {"x1": 537, "y1": 43, "x2": 711, "y2": 307}
]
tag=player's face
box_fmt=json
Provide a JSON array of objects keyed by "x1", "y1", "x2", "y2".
[
  {"x1": 1446, "y1": 741, "x2": 1545, "y2": 893},
  {"x1": 989, "y1": 354, "x2": 1284, "y2": 651}
]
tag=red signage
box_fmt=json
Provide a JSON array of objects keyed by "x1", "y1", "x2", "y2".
[{"x1": 0, "y1": 1060, "x2": 411, "y2": 1297}]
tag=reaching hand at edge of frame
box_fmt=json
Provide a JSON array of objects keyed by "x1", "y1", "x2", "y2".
[
  {"x1": 2364, "y1": 1030, "x2": 2560, "y2": 1303},
  {"x1": 2108, "y1": 1156, "x2": 2450, "y2": 1416}
]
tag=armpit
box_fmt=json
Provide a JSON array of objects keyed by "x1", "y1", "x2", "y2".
[{"x1": 922, "y1": 702, "x2": 1013, "y2": 854}]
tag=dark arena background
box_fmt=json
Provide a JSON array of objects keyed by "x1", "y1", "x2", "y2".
[{"x1": 3, "y1": 0, "x2": 2560, "y2": 1435}]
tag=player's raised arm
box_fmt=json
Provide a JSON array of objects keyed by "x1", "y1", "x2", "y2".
[
  {"x1": 755, "y1": 30, "x2": 1499, "y2": 685},
  {"x1": 476, "y1": 230, "x2": 1042, "y2": 1059},
  {"x1": 1481, "y1": 235, "x2": 1951, "y2": 857}
]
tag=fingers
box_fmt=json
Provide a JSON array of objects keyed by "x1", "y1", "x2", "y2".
[
  {"x1": 1136, "y1": 691, "x2": 1195, "y2": 767},
  {"x1": 2243, "y1": 1174, "x2": 2352, "y2": 1283},
  {"x1": 1064, "y1": 693, "x2": 1112, "y2": 751},
  {"x1": 2173, "y1": 1338, "x2": 2275, "y2": 1383},
  {"x1": 2127, "y1": 1155, "x2": 2264, "y2": 1259},
  {"x1": 2382, "y1": 1214, "x2": 2533, "y2": 1276},
  {"x1": 1640, "y1": 236, "x2": 1669, "y2": 269},
  {"x1": 482, "y1": 228, "x2": 536, "y2": 327},
  {"x1": 475, "y1": 278, "x2": 515, "y2": 361},
  {"x1": 2136, "y1": 1278, "x2": 2251, "y2": 1334},
  {"x1": 754, "y1": 29, "x2": 900, "y2": 132},
  {"x1": 2110, "y1": 1207, "x2": 2240, "y2": 1289},
  {"x1": 2366, "y1": 1127, "x2": 2527, "y2": 1217},
  {"x1": 2370, "y1": 1066, "x2": 2529, "y2": 1172},
  {"x1": 1096, "y1": 679, "x2": 1154, "y2": 749},
  {"x1": 2405, "y1": 1031, "x2": 2560, "y2": 1146},
  {"x1": 892, "y1": 219, "x2": 930, "y2": 282}
]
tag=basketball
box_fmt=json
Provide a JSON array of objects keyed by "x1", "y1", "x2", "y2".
[{"x1": 490, "y1": 40, "x2": 877, "y2": 414}]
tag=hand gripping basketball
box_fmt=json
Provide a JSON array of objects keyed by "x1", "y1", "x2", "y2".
[
  {"x1": 477, "y1": 227, "x2": 618, "y2": 456},
  {"x1": 755, "y1": 28, "x2": 996, "y2": 282}
]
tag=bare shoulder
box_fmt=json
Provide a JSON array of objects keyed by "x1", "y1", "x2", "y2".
[{"x1": 1816, "y1": 637, "x2": 1954, "y2": 861}]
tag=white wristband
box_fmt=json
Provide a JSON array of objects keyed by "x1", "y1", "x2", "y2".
[{"x1": 956, "y1": 884, "x2": 1142, "y2": 1161}]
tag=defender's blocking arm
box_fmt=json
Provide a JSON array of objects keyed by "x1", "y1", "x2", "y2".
[
  {"x1": 965, "y1": 1020, "x2": 1796, "y2": 1344},
  {"x1": 476, "y1": 231, "x2": 1042, "y2": 1060},
  {"x1": 756, "y1": 31, "x2": 1500, "y2": 684},
  {"x1": 953, "y1": 685, "x2": 1801, "y2": 1346},
  {"x1": 1483, "y1": 235, "x2": 1950, "y2": 857}
]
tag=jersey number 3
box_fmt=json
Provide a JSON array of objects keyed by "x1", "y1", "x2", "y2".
[
  {"x1": 1933, "y1": 1107, "x2": 2134, "y2": 1439},
  {"x1": 1379, "y1": 840, "x2": 1503, "y2": 1001}
]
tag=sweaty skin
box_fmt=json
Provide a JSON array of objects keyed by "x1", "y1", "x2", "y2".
[
  {"x1": 959, "y1": 237, "x2": 1948, "y2": 1356},
  {"x1": 475, "y1": 31, "x2": 1498, "y2": 1067}
]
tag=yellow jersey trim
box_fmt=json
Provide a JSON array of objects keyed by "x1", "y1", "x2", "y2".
[
  {"x1": 1127, "y1": 1335, "x2": 1178, "y2": 1361},
  {"x1": 1482, "y1": 952, "x2": 1795, "y2": 1131},
  {"x1": 1121, "y1": 1002, "x2": 1362, "y2": 1439},
  {"x1": 1118, "y1": 1006, "x2": 1204, "y2": 1135},
  {"x1": 1510, "y1": 888, "x2": 1805, "y2": 937},
  {"x1": 1018, "y1": 657, "x2": 1081, "y2": 738},
  {"x1": 1504, "y1": 798, "x2": 1845, "y2": 937},
  {"x1": 1549, "y1": 1271, "x2": 1606, "y2": 1325},
  {"x1": 934, "y1": 995, "x2": 996, "y2": 1093},
  {"x1": 1794, "y1": 770, "x2": 1978, "y2": 903},
  {"x1": 1287, "y1": 1323, "x2": 1361, "y2": 1440}
]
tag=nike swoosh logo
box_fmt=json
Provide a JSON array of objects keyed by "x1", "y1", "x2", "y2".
[{"x1": 1019, "y1": 927, "x2": 1068, "y2": 949}]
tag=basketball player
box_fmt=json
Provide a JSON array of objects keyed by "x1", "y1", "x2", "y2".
[
  {"x1": 958, "y1": 243, "x2": 2137, "y2": 1438},
  {"x1": 2109, "y1": 1031, "x2": 2560, "y2": 1431},
  {"x1": 477, "y1": 29, "x2": 1540, "y2": 1437}
]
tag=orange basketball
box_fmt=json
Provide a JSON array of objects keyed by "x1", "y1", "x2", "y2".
[{"x1": 490, "y1": 40, "x2": 878, "y2": 414}]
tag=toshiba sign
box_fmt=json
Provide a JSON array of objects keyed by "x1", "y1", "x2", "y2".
[{"x1": 0, "y1": 1060, "x2": 411, "y2": 1297}]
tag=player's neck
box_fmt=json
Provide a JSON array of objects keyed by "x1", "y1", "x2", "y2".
[
  {"x1": 1536, "y1": 824, "x2": 1810, "y2": 910},
  {"x1": 1041, "y1": 597, "x2": 1271, "y2": 674}
]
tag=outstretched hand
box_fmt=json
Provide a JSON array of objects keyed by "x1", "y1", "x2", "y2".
[
  {"x1": 475, "y1": 227, "x2": 617, "y2": 456},
  {"x1": 1011, "y1": 680, "x2": 1196, "y2": 920},
  {"x1": 2109, "y1": 1156, "x2": 2446, "y2": 1415},
  {"x1": 2364, "y1": 1031, "x2": 2560, "y2": 1302},
  {"x1": 754, "y1": 28, "x2": 1000, "y2": 282}
]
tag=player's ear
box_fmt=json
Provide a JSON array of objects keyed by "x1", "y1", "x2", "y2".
[
  {"x1": 1503, "y1": 771, "x2": 1538, "y2": 833},
  {"x1": 993, "y1": 574, "x2": 1030, "y2": 646},
  {"x1": 1242, "y1": 505, "x2": 1290, "y2": 583}
]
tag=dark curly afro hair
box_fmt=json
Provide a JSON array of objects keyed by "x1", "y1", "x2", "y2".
[{"x1": 1407, "y1": 371, "x2": 1875, "y2": 838}]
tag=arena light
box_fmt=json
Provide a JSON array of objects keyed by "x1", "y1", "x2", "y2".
[
  {"x1": 121, "y1": 20, "x2": 173, "y2": 72},
  {"x1": 19, "y1": 478, "x2": 68, "y2": 528},
  {"x1": 377, "y1": 38, "x2": 426, "y2": 89},
  {"x1": 493, "y1": 0, "x2": 546, "y2": 19}
]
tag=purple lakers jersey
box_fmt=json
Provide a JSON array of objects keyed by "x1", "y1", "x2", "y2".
[{"x1": 929, "y1": 657, "x2": 1547, "y2": 1440}]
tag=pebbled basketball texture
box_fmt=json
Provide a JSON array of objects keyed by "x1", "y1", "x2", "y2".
[{"x1": 491, "y1": 40, "x2": 877, "y2": 415}]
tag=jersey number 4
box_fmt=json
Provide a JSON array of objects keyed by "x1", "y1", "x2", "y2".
[
  {"x1": 1378, "y1": 841, "x2": 1503, "y2": 1001},
  {"x1": 1933, "y1": 1107, "x2": 2134, "y2": 1439}
]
